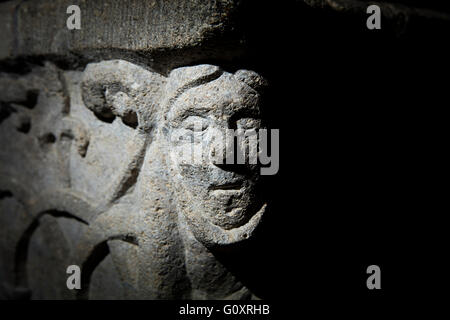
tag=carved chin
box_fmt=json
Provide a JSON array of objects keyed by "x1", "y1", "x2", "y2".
[{"x1": 182, "y1": 203, "x2": 266, "y2": 248}]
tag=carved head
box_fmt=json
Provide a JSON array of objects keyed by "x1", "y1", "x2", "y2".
[
  {"x1": 81, "y1": 60, "x2": 269, "y2": 248},
  {"x1": 162, "y1": 65, "x2": 268, "y2": 247}
]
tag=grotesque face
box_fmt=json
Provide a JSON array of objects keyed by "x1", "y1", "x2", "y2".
[{"x1": 164, "y1": 66, "x2": 267, "y2": 247}]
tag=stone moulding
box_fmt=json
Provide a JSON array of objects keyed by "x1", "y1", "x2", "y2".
[{"x1": 0, "y1": 0, "x2": 247, "y2": 73}]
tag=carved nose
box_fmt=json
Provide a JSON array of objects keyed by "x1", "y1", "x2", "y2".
[
  {"x1": 210, "y1": 140, "x2": 228, "y2": 167},
  {"x1": 209, "y1": 132, "x2": 253, "y2": 176}
]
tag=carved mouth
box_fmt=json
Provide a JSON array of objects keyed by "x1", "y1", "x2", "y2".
[{"x1": 208, "y1": 182, "x2": 243, "y2": 191}]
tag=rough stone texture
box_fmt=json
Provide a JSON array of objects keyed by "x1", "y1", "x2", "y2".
[
  {"x1": 1, "y1": 0, "x2": 450, "y2": 300},
  {"x1": 0, "y1": 0, "x2": 246, "y2": 73},
  {"x1": 2, "y1": 0, "x2": 450, "y2": 71},
  {"x1": 0, "y1": 59, "x2": 268, "y2": 299}
]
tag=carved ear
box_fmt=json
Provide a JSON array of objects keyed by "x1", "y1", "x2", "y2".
[
  {"x1": 81, "y1": 60, "x2": 165, "y2": 130},
  {"x1": 234, "y1": 69, "x2": 268, "y2": 93}
]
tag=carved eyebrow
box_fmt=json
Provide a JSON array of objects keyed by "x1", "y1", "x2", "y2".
[
  {"x1": 179, "y1": 108, "x2": 211, "y2": 119},
  {"x1": 169, "y1": 105, "x2": 212, "y2": 123}
]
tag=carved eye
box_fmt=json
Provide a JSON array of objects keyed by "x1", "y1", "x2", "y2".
[
  {"x1": 182, "y1": 116, "x2": 209, "y2": 132},
  {"x1": 236, "y1": 118, "x2": 260, "y2": 130}
]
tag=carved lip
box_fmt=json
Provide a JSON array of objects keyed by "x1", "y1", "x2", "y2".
[{"x1": 208, "y1": 182, "x2": 243, "y2": 191}]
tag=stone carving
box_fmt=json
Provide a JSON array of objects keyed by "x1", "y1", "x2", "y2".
[
  {"x1": 2, "y1": 0, "x2": 448, "y2": 303},
  {"x1": 0, "y1": 59, "x2": 268, "y2": 299}
]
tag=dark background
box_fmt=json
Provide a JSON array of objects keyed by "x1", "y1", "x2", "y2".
[{"x1": 207, "y1": 0, "x2": 448, "y2": 307}]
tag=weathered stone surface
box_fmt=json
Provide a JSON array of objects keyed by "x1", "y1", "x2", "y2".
[
  {"x1": 0, "y1": 59, "x2": 268, "y2": 299},
  {"x1": 2, "y1": 0, "x2": 450, "y2": 72},
  {"x1": 1, "y1": 0, "x2": 449, "y2": 301},
  {"x1": 0, "y1": 0, "x2": 246, "y2": 72}
]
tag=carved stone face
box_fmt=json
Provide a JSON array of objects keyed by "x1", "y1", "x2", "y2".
[{"x1": 164, "y1": 67, "x2": 267, "y2": 247}]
